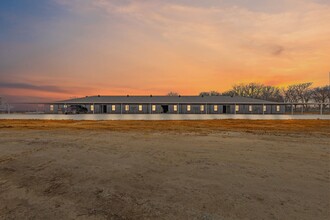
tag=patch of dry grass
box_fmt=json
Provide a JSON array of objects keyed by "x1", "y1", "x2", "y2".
[{"x1": 0, "y1": 119, "x2": 329, "y2": 135}]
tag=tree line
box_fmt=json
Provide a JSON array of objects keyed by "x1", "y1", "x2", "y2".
[{"x1": 167, "y1": 82, "x2": 330, "y2": 107}]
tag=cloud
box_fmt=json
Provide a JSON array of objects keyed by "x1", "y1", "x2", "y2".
[
  {"x1": 0, "y1": 82, "x2": 69, "y2": 93},
  {"x1": 1, "y1": 94, "x2": 58, "y2": 103},
  {"x1": 271, "y1": 45, "x2": 285, "y2": 56},
  {"x1": 57, "y1": 0, "x2": 330, "y2": 56},
  {"x1": 1, "y1": 0, "x2": 330, "y2": 101}
]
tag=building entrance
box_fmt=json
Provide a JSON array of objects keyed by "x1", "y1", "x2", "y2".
[
  {"x1": 161, "y1": 105, "x2": 169, "y2": 113},
  {"x1": 103, "y1": 105, "x2": 107, "y2": 113}
]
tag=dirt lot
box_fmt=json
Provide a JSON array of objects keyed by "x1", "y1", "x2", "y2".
[{"x1": 0, "y1": 120, "x2": 329, "y2": 220}]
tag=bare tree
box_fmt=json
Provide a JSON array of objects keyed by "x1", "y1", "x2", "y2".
[
  {"x1": 312, "y1": 86, "x2": 329, "y2": 109},
  {"x1": 230, "y1": 84, "x2": 245, "y2": 96},
  {"x1": 261, "y1": 86, "x2": 283, "y2": 102},
  {"x1": 294, "y1": 82, "x2": 313, "y2": 110},
  {"x1": 223, "y1": 83, "x2": 284, "y2": 101},
  {"x1": 281, "y1": 82, "x2": 313, "y2": 111},
  {"x1": 227, "y1": 83, "x2": 265, "y2": 98},
  {"x1": 199, "y1": 91, "x2": 221, "y2": 96},
  {"x1": 282, "y1": 85, "x2": 299, "y2": 110},
  {"x1": 242, "y1": 83, "x2": 264, "y2": 98},
  {"x1": 167, "y1": 92, "x2": 180, "y2": 96},
  {"x1": 221, "y1": 90, "x2": 235, "y2": 97},
  {"x1": 282, "y1": 86, "x2": 298, "y2": 103},
  {"x1": 295, "y1": 83, "x2": 312, "y2": 102}
]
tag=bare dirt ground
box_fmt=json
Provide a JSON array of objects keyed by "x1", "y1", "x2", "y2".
[{"x1": 0, "y1": 120, "x2": 329, "y2": 220}]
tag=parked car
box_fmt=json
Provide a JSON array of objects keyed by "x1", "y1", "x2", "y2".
[{"x1": 64, "y1": 105, "x2": 88, "y2": 114}]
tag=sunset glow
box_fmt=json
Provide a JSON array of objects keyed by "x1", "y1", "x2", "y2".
[{"x1": 1, "y1": 0, "x2": 329, "y2": 101}]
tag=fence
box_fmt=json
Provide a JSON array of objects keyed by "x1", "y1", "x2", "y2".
[{"x1": 283, "y1": 103, "x2": 330, "y2": 115}]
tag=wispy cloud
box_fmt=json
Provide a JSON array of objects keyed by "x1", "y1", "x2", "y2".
[
  {"x1": 0, "y1": 82, "x2": 69, "y2": 93},
  {"x1": 55, "y1": 0, "x2": 330, "y2": 58}
]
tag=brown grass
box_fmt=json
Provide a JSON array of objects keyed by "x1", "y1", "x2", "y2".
[{"x1": 0, "y1": 119, "x2": 329, "y2": 135}]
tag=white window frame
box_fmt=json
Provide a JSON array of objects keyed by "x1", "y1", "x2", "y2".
[
  {"x1": 276, "y1": 105, "x2": 280, "y2": 112},
  {"x1": 249, "y1": 105, "x2": 253, "y2": 112},
  {"x1": 213, "y1": 105, "x2": 218, "y2": 111},
  {"x1": 173, "y1": 105, "x2": 178, "y2": 111},
  {"x1": 187, "y1": 105, "x2": 191, "y2": 111},
  {"x1": 125, "y1": 105, "x2": 129, "y2": 111},
  {"x1": 152, "y1": 105, "x2": 156, "y2": 111},
  {"x1": 139, "y1": 105, "x2": 143, "y2": 111},
  {"x1": 112, "y1": 105, "x2": 116, "y2": 111},
  {"x1": 200, "y1": 105, "x2": 204, "y2": 112},
  {"x1": 235, "y1": 105, "x2": 239, "y2": 112},
  {"x1": 263, "y1": 105, "x2": 267, "y2": 112},
  {"x1": 50, "y1": 105, "x2": 54, "y2": 112}
]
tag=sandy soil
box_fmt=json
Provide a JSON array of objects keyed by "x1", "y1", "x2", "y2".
[{"x1": 0, "y1": 120, "x2": 329, "y2": 220}]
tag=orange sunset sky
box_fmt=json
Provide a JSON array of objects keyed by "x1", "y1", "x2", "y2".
[{"x1": 0, "y1": 0, "x2": 329, "y2": 102}]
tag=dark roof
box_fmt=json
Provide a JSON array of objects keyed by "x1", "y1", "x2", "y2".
[{"x1": 56, "y1": 96, "x2": 278, "y2": 104}]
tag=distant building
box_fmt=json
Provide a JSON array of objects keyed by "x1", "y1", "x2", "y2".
[{"x1": 47, "y1": 95, "x2": 285, "y2": 114}]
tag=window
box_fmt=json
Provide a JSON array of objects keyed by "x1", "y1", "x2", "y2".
[
  {"x1": 187, "y1": 105, "x2": 191, "y2": 111},
  {"x1": 276, "y1": 105, "x2": 280, "y2": 112},
  {"x1": 249, "y1": 105, "x2": 253, "y2": 112},
  {"x1": 112, "y1": 105, "x2": 116, "y2": 111},
  {"x1": 263, "y1": 105, "x2": 267, "y2": 112},
  {"x1": 213, "y1": 105, "x2": 218, "y2": 111},
  {"x1": 152, "y1": 105, "x2": 156, "y2": 111},
  {"x1": 200, "y1": 105, "x2": 204, "y2": 111},
  {"x1": 64, "y1": 104, "x2": 67, "y2": 109},
  {"x1": 173, "y1": 105, "x2": 178, "y2": 111},
  {"x1": 235, "y1": 105, "x2": 239, "y2": 112},
  {"x1": 90, "y1": 105, "x2": 94, "y2": 112},
  {"x1": 50, "y1": 105, "x2": 54, "y2": 112},
  {"x1": 139, "y1": 105, "x2": 143, "y2": 111},
  {"x1": 125, "y1": 105, "x2": 129, "y2": 111}
]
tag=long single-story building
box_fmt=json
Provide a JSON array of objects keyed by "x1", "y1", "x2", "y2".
[{"x1": 48, "y1": 95, "x2": 285, "y2": 114}]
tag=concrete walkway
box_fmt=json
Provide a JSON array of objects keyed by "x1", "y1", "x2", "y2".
[{"x1": 0, "y1": 114, "x2": 329, "y2": 120}]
